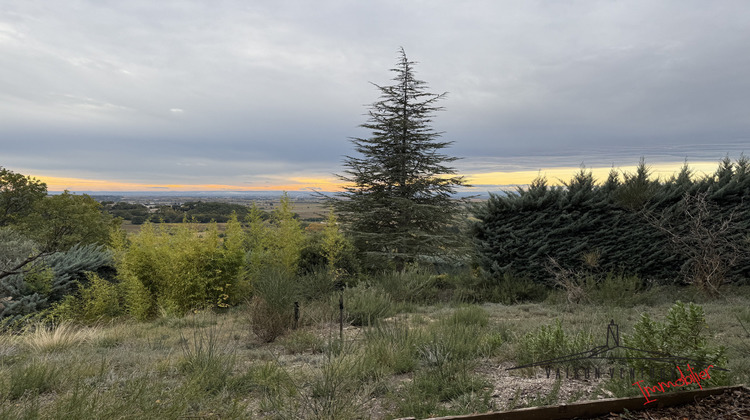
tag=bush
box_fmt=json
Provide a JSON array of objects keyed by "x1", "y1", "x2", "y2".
[
  {"x1": 363, "y1": 321, "x2": 421, "y2": 375},
  {"x1": 340, "y1": 283, "x2": 394, "y2": 327},
  {"x1": 50, "y1": 273, "x2": 122, "y2": 322},
  {"x1": 249, "y1": 268, "x2": 299, "y2": 342},
  {"x1": 473, "y1": 158, "x2": 750, "y2": 285},
  {"x1": 514, "y1": 320, "x2": 594, "y2": 369},
  {"x1": 370, "y1": 265, "x2": 438, "y2": 303},
  {"x1": 624, "y1": 301, "x2": 728, "y2": 382},
  {"x1": 114, "y1": 217, "x2": 247, "y2": 318}
]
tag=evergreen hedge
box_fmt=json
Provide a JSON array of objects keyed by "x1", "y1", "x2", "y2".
[{"x1": 472, "y1": 157, "x2": 750, "y2": 285}]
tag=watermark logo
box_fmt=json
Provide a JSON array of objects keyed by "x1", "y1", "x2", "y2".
[{"x1": 632, "y1": 363, "x2": 714, "y2": 405}]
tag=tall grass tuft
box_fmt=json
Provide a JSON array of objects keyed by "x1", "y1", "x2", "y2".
[
  {"x1": 340, "y1": 283, "x2": 394, "y2": 326},
  {"x1": 178, "y1": 321, "x2": 236, "y2": 393},
  {"x1": 5, "y1": 359, "x2": 63, "y2": 400},
  {"x1": 22, "y1": 321, "x2": 93, "y2": 353}
]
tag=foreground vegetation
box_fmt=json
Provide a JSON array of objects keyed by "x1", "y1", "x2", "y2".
[{"x1": 1, "y1": 282, "x2": 748, "y2": 419}]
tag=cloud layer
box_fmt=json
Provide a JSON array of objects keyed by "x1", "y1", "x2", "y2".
[{"x1": 1, "y1": 1, "x2": 748, "y2": 191}]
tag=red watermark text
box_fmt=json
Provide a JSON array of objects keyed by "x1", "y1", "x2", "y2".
[{"x1": 632, "y1": 363, "x2": 714, "y2": 405}]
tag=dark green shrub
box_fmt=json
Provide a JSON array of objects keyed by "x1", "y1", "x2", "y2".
[{"x1": 473, "y1": 158, "x2": 750, "y2": 286}]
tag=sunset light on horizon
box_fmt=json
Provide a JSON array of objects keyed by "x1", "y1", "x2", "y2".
[{"x1": 27, "y1": 160, "x2": 728, "y2": 195}]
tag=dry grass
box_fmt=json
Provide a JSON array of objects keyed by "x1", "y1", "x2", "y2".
[
  {"x1": 22, "y1": 321, "x2": 96, "y2": 353},
  {"x1": 0, "y1": 288, "x2": 748, "y2": 419}
]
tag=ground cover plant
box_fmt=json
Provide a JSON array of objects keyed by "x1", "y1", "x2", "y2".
[{"x1": 0, "y1": 285, "x2": 747, "y2": 419}]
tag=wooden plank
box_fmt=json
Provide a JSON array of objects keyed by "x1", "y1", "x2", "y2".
[{"x1": 425, "y1": 385, "x2": 745, "y2": 420}]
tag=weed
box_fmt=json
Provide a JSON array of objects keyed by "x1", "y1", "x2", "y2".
[
  {"x1": 307, "y1": 350, "x2": 372, "y2": 420},
  {"x1": 249, "y1": 268, "x2": 299, "y2": 342},
  {"x1": 363, "y1": 321, "x2": 421, "y2": 375}
]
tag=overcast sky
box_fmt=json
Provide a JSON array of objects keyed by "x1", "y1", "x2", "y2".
[{"x1": 1, "y1": 0, "x2": 748, "y2": 192}]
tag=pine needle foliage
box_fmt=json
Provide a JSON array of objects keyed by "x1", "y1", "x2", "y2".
[
  {"x1": 334, "y1": 48, "x2": 468, "y2": 269},
  {"x1": 473, "y1": 157, "x2": 750, "y2": 286}
]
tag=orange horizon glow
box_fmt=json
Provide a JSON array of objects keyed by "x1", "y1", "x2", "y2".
[
  {"x1": 466, "y1": 161, "x2": 721, "y2": 188},
  {"x1": 32, "y1": 161, "x2": 722, "y2": 193}
]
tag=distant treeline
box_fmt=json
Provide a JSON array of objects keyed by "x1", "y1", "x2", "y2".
[
  {"x1": 102, "y1": 201, "x2": 273, "y2": 224},
  {"x1": 473, "y1": 157, "x2": 750, "y2": 285}
]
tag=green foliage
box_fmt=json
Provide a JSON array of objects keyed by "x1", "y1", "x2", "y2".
[
  {"x1": 394, "y1": 308, "x2": 495, "y2": 417},
  {"x1": 3, "y1": 359, "x2": 62, "y2": 400},
  {"x1": 21, "y1": 192, "x2": 116, "y2": 252},
  {"x1": 363, "y1": 321, "x2": 421, "y2": 375},
  {"x1": 624, "y1": 301, "x2": 728, "y2": 381},
  {"x1": 0, "y1": 167, "x2": 47, "y2": 228},
  {"x1": 321, "y1": 208, "x2": 345, "y2": 275},
  {"x1": 249, "y1": 268, "x2": 299, "y2": 342},
  {"x1": 114, "y1": 217, "x2": 248, "y2": 318},
  {"x1": 370, "y1": 265, "x2": 439, "y2": 303},
  {"x1": 333, "y1": 48, "x2": 469, "y2": 270},
  {"x1": 340, "y1": 283, "x2": 394, "y2": 327},
  {"x1": 279, "y1": 329, "x2": 324, "y2": 355},
  {"x1": 178, "y1": 322, "x2": 235, "y2": 394},
  {"x1": 1, "y1": 169, "x2": 118, "y2": 322},
  {"x1": 246, "y1": 194, "x2": 305, "y2": 276},
  {"x1": 515, "y1": 320, "x2": 594, "y2": 369},
  {"x1": 153, "y1": 201, "x2": 258, "y2": 223},
  {"x1": 50, "y1": 273, "x2": 122, "y2": 322},
  {"x1": 1, "y1": 244, "x2": 113, "y2": 324},
  {"x1": 473, "y1": 157, "x2": 750, "y2": 285},
  {"x1": 307, "y1": 348, "x2": 372, "y2": 420}
]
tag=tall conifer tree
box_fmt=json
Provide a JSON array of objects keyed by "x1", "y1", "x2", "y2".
[{"x1": 335, "y1": 48, "x2": 468, "y2": 269}]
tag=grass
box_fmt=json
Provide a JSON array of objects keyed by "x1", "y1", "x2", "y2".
[
  {"x1": 22, "y1": 321, "x2": 94, "y2": 353},
  {"x1": 0, "y1": 286, "x2": 748, "y2": 419}
]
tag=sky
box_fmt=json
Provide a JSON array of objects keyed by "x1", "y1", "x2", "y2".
[{"x1": 1, "y1": 0, "x2": 748, "y2": 193}]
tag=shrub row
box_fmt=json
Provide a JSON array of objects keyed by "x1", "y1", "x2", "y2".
[{"x1": 473, "y1": 157, "x2": 750, "y2": 285}]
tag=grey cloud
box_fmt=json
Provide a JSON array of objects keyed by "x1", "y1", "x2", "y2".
[{"x1": 1, "y1": 1, "x2": 749, "y2": 188}]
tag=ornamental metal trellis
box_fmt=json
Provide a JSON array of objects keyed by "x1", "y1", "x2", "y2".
[{"x1": 507, "y1": 320, "x2": 728, "y2": 380}]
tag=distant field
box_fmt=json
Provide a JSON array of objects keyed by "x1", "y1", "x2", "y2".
[
  {"x1": 119, "y1": 198, "x2": 329, "y2": 234},
  {"x1": 120, "y1": 222, "x2": 230, "y2": 235}
]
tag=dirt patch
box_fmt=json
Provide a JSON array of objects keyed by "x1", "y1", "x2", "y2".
[{"x1": 479, "y1": 361, "x2": 608, "y2": 411}]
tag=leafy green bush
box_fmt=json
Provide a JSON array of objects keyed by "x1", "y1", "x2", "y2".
[
  {"x1": 50, "y1": 273, "x2": 122, "y2": 322},
  {"x1": 624, "y1": 301, "x2": 728, "y2": 381},
  {"x1": 114, "y1": 216, "x2": 247, "y2": 318}
]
